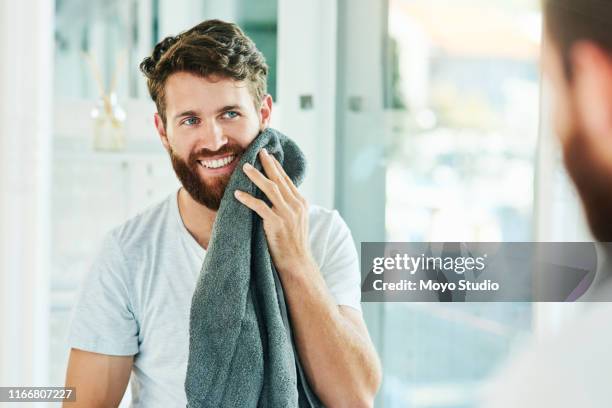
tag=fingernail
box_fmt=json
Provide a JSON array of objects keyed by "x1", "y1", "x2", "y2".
[
  {"x1": 243, "y1": 163, "x2": 253, "y2": 171},
  {"x1": 234, "y1": 190, "x2": 242, "y2": 198},
  {"x1": 261, "y1": 148, "x2": 269, "y2": 156}
]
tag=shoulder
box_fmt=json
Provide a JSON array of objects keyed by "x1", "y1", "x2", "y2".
[
  {"x1": 85, "y1": 192, "x2": 176, "y2": 307},
  {"x1": 85, "y1": 192, "x2": 174, "y2": 280},
  {"x1": 307, "y1": 203, "x2": 336, "y2": 222},
  {"x1": 307, "y1": 204, "x2": 356, "y2": 267},
  {"x1": 308, "y1": 204, "x2": 351, "y2": 239},
  {"x1": 108, "y1": 191, "x2": 176, "y2": 254},
  {"x1": 482, "y1": 303, "x2": 612, "y2": 407}
]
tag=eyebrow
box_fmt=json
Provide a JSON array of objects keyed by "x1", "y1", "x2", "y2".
[
  {"x1": 173, "y1": 105, "x2": 244, "y2": 121},
  {"x1": 173, "y1": 110, "x2": 199, "y2": 121},
  {"x1": 217, "y1": 104, "x2": 242, "y2": 113}
]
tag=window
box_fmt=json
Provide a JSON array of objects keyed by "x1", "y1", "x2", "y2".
[
  {"x1": 382, "y1": 1, "x2": 540, "y2": 405},
  {"x1": 386, "y1": 0, "x2": 540, "y2": 242}
]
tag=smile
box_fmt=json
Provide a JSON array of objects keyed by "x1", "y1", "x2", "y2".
[{"x1": 197, "y1": 155, "x2": 236, "y2": 169}]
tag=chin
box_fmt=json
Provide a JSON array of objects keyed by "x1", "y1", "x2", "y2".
[{"x1": 191, "y1": 178, "x2": 229, "y2": 211}]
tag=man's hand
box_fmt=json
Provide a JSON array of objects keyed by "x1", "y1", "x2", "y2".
[{"x1": 234, "y1": 148, "x2": 314, "y2": 275}]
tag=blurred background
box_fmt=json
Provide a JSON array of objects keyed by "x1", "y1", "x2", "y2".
[{"x1": 0, "y1": 0, "x2": 595, "y2": 407}]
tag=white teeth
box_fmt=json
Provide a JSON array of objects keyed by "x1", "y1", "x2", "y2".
[{"x1": 199, "y1": 155, "x2": 235, "y2": 169}]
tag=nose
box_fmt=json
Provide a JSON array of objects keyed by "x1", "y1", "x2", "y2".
[{"x1": 199, "y1": 119, "x2": 228, "y2": 152}]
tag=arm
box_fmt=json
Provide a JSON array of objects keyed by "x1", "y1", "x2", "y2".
[
  {"x1": 64, "y1": 231, "x2": 140, "y2": 407},
  {"x1": 63, "y1": 348, "x2": 133, "y2": 408},
  {"x1": 235, "y1": 149, "x2": 382, "y2": 407},
  {"x1": 280, "y1": 262, "x2": 382, "y2": 408}
]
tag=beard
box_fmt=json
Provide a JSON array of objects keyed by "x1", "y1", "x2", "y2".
[
  {"x1": 563, "y1": 131, "x2": 612, "y2": 242},
  {"x1": 169, "y1": 143, "x2": 244, "y2": 211}
]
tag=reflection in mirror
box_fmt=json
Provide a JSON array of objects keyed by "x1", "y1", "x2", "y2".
[{"x1": 50, "y1": 0, "x2": 279, "y2": 392}]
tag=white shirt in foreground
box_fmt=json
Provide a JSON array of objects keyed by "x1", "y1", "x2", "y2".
[{"x1": 481, "y1": 249, "x2": 612, "y2": 407}]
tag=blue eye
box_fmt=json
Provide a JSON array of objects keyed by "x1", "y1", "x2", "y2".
[
  {"x1": 223, "y1": 111, "x2": 239, "y2": 119},
  {"x1": 183, "y1": 117, "x2": 199, "y2": 126}
]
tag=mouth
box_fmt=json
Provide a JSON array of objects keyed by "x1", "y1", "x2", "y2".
[
  {"x1": 197, "y1": 154, "x2": 237, "y2": 169},
  {"x1": 195, "y1": 154, "x2": 239, "y2": 175}
]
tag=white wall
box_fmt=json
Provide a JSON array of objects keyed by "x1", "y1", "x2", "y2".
[
  {"x1": 202, "y1": 0, "x2": 238, "y2": 22},
  {"x1": 334, "y1": 2, "x2": 387, "y2": 407},
  {"x1": 0, "y1": 0, "x2": 53, "y2": 391},
  {"x1": 335, "y1": 0, "x2": 387, "y2": 242},
  {"x1": 276, "y1": 0, "x2": 338, "y2": 208},
  {"x1": 158, "y1": 0, "x2": 206, "y2": 37}
]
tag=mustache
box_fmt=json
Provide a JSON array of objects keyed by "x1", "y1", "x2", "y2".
[{"x1": 188, "y1": 144, "x2": 244, "y2": 163}]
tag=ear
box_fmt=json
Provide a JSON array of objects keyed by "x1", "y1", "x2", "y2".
[
  {"x1": 258, "y1": 94, "x2": 273, "y2": 130},
  {"x1": 154, "y1": 113, "x2": 171, "y2": 153},
  {"x1": 571, "y1": 41, "x2": 612, "y2": 165}
]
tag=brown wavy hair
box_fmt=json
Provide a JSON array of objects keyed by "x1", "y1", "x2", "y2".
[{"x1": 140, "y1": 19, "x2": 268, "y2": 126}]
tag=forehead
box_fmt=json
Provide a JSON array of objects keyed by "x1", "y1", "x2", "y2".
[{"x1": 164, "y1": 72, "x2": 253, "y2": 114}]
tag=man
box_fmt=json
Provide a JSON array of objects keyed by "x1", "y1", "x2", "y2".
[
  {"x1": 482, "y1": 1, "x2": 612, "y2": 406},
  {"x1": 543, "y1": 0, "x2": 612, "y2": 243},
  {"x1": 64, "y1": 20, "x2": 381, "y2": 407}
]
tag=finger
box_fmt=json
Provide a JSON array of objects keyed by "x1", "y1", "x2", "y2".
[
  {"x1": 259, "y1": 149, "x2": 293, "y2": 199},
  {"x1": 259, "y1": 148, "x2": 282, "y2": 183},
  {"x1": 234, "y1": 190, "x2": 278, "y2": 220},
  {"x1": 270, "y1": 154, "x2": 303, "y2": 201},
  {"x1": 242, "y1": 162, "x2": 291, "y2": 213}
]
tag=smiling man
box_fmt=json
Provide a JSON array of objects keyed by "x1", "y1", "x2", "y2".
[{"x1": 64, "y1": 20, "x2": 381, "y2": 408}]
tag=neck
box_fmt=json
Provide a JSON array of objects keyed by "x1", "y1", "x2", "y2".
[{"x1": 177, "y1": 187, "x2": 217, "y2": 250}]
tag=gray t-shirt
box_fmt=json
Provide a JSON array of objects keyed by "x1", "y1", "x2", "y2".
[{"x1": 67, "y1": 188, "x2": 362, "y2": 407}]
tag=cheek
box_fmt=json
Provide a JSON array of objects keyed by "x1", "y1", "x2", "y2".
[
  {"x1": 547, "y1": 77, "x2": 576, "y2": 146},
  {"x1": 166, "y1": 134, "x2": 194, "y2": 160},
  {"x1": 543, "y1": 47, "x2": 579, "y2": 147},
  {"x1": 223, "y1": 119, "x2": 261, "y2": 146},
  {"x1": 552, "y1": 96, "x2": 570, "y2": 138}
]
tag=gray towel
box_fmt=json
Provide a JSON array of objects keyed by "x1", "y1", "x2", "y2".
[{"x1": 185, "y1": 128, "x2": 323, "y2": 408}]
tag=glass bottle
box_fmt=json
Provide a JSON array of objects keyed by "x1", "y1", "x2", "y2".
[{"x1": 91, "y1": 92, "x2": 126, "y2": 151}]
